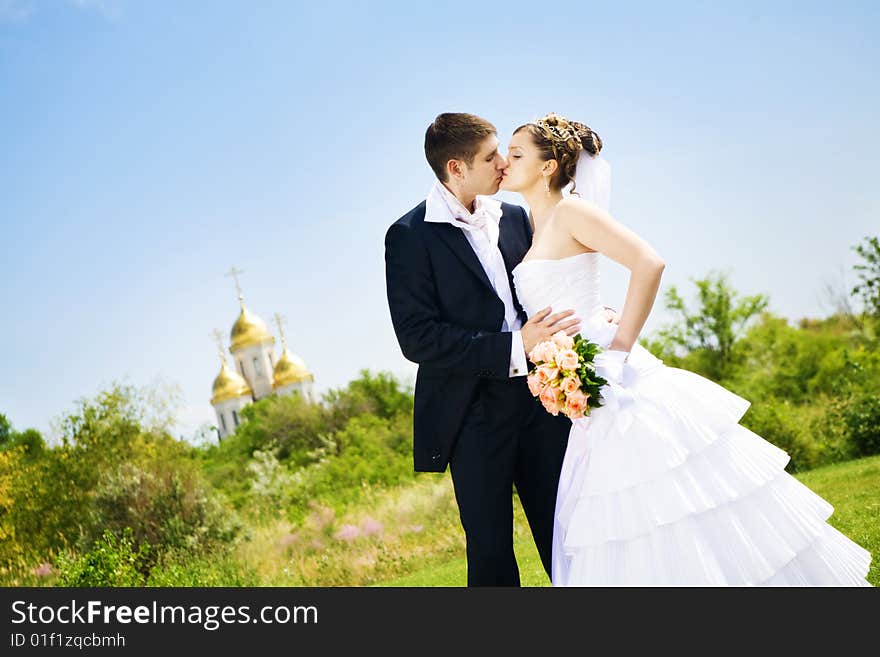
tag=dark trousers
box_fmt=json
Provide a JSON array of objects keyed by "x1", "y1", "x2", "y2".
[{"x1": 449, "y1": 377, "x2": 571, "y2": 586}]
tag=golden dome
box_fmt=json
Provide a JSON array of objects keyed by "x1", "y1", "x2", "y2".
[
  {"x1": 211, "y1": 359, "x2": 253, "y2": 404},
  {"x1": 230, "y1": 302, "x2": 275, "y2": 352},
  {"x1": 273, "y1": 347, "x2": 314, "y2": 388}
]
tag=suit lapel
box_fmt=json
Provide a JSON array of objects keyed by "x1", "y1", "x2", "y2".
[
  {"x1": 497, "y1": 211, "x2": 524, "y2": 274},
  {"x1": 427, "y1": 205, "x2": 531, "y2": 323},
  {"x1": 497, "y1": 207, "x2": 530, "y2": 322},
  {"x1": 431, "y1": 223, "x2": 494, "y2": 291}
]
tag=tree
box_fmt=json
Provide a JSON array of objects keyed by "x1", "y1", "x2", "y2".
[
  {"x1": 3, "y1": 383, "x2": 238, "y2": 572},
  {"x1": 852, "y1": 236, "x2": 880, "y2": 318},
  {"x1": 0, "y1": 414, "x2": 11, "y2": 448},
  {"x1": 657, "y1": 271, "x2": 769, "y2": 380},
  {"x1": 322, "y1": 369, "x2": 414, "y2": 429},
  {"x1": 0, "y1": 414, "x2": 45, "y2": 457}
]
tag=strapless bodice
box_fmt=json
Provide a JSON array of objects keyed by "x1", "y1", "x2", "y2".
[
  {"x1": 513, "y1": 251, "x2": 664, "y2": 374},
  {"x1": 513, "y1": 252, "x2": 615, "y2": 348}
]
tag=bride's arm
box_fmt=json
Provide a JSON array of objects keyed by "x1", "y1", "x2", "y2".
[{"x1": 557, "y1": 197, "x2": 665, "y2": 353}]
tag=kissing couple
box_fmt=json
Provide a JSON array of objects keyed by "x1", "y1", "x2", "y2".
[{"x1": 384, "y1": 112, "x2": 871, "y2": 586}]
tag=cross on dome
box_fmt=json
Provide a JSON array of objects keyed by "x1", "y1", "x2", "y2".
[
  {"x1": 212, "y1": 328, "x2": 227, "y2": 363},
  {"x1": 274, "y1": 312, "x2": 289, "y2": 349},
  {"x1": 225, "y1": 265, "x2": 246, "y2": 304}
]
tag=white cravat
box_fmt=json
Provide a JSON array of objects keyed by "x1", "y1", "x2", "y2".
[{"x1": 424, "y1": 180, "x2": 528, "y2": 378}]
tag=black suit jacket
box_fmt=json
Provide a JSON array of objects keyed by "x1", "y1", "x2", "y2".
[{"x1": 384, "y1": 200, "x2": 534, "y2": 472}]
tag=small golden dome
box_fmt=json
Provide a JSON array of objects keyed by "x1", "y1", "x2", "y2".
[
  {"x1": 273, "y1": 347, "x2": 314, "y2": 388},
  {"x1": 230, "y1": 302, "x2": 275, "y2": 352},
  {"x1": 211, "y1": 359, "x2": 253, "y2": 404}
]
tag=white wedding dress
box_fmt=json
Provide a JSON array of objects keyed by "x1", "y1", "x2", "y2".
[{"x1": 513, "y1": 251, "x2": 872, "y2": 586}]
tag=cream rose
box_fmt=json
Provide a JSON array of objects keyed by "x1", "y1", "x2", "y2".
[
  {"x1": 537, "y1": 340, "x2": 560, "y2": 364},
  {"x1": 540, "y1": 385, "x2": 561, "y2": 416},
  {"x1": 567, "y1": 404, "x2": 585, "y2": 420},
  {"x1": 554, "y1": 348, "x2": 580, "y2": 372},
  {"x1": 566, "y1": 389, "x2": 589, "y2": 417},
  {"x1": 551, "y1": 330, "x2": 575, "y2": 350},
  {"x1": 526, "y1": 372, "x2": 543, "y2": 396},
  {"x1": 561, "y1": 376, "x2": 580, "y2": 395},
  {"x1": 537, "y1": 364, "x2": 560, "y2": 382}
]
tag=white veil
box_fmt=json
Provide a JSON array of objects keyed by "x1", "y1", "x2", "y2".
[{"x1": 564, "y1": 149, "x2": 612, "y2": 212}]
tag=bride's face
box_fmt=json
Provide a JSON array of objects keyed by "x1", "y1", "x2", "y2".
[{"x1": 499, "y1": 131, "x2": 549, "y2": 193}]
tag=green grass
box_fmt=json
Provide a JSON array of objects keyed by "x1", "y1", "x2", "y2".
[
  {"x1": 377, "y1": 497, "x2": 548, "y2": 587},
  {"x1": 378, "y1": 454, "x2": 880, "y2": 587},
  {"x1": 13, "y1": 455, "x2": 875, "y2": 587},
  {"x1": 796, "y1": 453, "x2": 880, "y2": 586},
  {"x1": 376, "y1": 534, "x2": 547, "y2": 587}
]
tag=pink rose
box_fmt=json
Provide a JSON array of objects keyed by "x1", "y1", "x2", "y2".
[
  {"x1": 527, "y1": 345, "x2": 540, "y2": 365},
  {"x1": 565, "y1": 389, "x2": 589, "y2": 417},
  {"x1": 554, "y1": 348, "x2": 580, "y2": 372},
  {"x1": 542, "y1": 398, "x2": 560, "y2": 416},
  {"x1": 567, "y1": 405, "x2": 586, "y2": 420},
  {"x1": 540, "y1": 385, "x2": 561, "y2": 416},
  {"x1": 537, "y1": 364, "x2": 560, "y2": 383},
  {"x1": 551, "y1": 330, "x2": 575, "y2": 350},
  {"x1": 528, "y1": 340, "x2": 547, "y2": 364},
  {"x1": 526, "y1": 372, "x2": 543, "y2": 396},
  {"x1": 561, "y1": 376, "x2": 580, "y2": 395},
  {"x1": 529, "y1": 341, "x2": 551, "y2": 365},
  {"x1": 535, "y1": 367, "x2": 548, "y2": 385}
]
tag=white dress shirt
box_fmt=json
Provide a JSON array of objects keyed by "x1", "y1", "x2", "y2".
[{"x1": 424, "y1": 180, "x2": 528, "y2": 378}]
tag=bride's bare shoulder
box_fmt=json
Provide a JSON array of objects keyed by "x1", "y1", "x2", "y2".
[{"x1": 556, "y1": 196, "x2": 607, "y2": 225}]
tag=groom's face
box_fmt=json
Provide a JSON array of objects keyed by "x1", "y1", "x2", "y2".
[{"x1": 461, "y1": 135, "x2": 508, "y2": 197}]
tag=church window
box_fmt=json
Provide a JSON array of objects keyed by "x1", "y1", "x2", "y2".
[
  {"x1": 232, "y1": 410, "x2": 240, "y2": 427},
  {"x1": 220, "y1": 413, "x2": 227, "y2": 433}
]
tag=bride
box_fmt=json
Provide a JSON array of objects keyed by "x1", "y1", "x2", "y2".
[{"x1": 501, "y1": 112, "x2": 872, "y2": 586}]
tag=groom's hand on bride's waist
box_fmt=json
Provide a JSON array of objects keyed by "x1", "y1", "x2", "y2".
[{"x1": 522, "y1": 306, "x2": 581, "y2": 359}]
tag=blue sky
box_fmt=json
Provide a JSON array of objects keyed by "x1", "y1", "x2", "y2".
[{"x1": 1, "y1": 1, "x2": 878, "y2": 442}]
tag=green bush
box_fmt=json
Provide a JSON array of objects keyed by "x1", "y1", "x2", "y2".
[
  {"x1": 146, "y1": 547, "x2": 260, "y2": 586},
  {"x1": 200, "y1": 370, "x2": 416, "y2": 516},
  {"x1": 89, "y1": 456, "x2": 241, "y2": 561},
  {"x1": 2, "y1": 446, "x2": 89, "y2": 565},
  {"x1": 284, "y1": 413, "x2": 414, "y2": 522},
  {"x1": 1, "y1": 384, "x2": 242, "y2": 573},
  {"x1": 840, "y1": 393, "x2": 880, "y2": 458},
  {"x1": 55, "y1": 528, "x2": 150, "y2": 587},
  {"x1": 0, "y1": 415, "x2": 45, "y2": 460},
  {"x1": 322, "y1": 369, "x2": 415, "y2": 429},
  {"x1": 0, "y1": 447, "x2": 25, "y2": 568},
  {"x1": 740, "y1": 399, "x2": 824, "y2": 472},
  {"x1": 646, "y1": 297, "x2": 880, "y2": 475},
  {"x1": 233, "y1": 392, "x2": 328, "y2": 464}
]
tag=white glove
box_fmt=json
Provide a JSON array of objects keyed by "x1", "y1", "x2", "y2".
[
  {"x1": 593, "y1": 349, "x2": 629, "y2": 386},
  {"x1": 594, "y1": 349, "x2": 636, "y2": 415}
]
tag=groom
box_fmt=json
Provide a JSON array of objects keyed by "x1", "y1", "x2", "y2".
[{"x1": 384, "y1": 113, "x2": 580, "y2": 586}]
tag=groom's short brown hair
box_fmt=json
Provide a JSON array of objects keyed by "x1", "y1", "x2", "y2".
[{"x1": 424, "y1": 113, "x2": 497, "y2": 182}]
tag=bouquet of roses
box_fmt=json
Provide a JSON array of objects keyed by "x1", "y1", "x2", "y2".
[{"x1": 526, "y1": 330, "x2": 608, "y2": 419}]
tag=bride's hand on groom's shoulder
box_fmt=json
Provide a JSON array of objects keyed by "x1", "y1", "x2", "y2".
[{"x1": 521, "y1": 306, "x2": 582, "y2": 357}]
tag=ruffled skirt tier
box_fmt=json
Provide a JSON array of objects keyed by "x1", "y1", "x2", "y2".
[{"x1": 552, "y1": 352, "x2": 872, "y2": 586}]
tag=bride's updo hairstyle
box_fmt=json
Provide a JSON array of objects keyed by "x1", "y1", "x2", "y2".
[{"x1": 514, "y1": 112, "x2": 602, "y2": 193}]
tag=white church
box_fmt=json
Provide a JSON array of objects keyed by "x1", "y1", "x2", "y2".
[{"x1": 210, "y1": 267, "x2": 315, "y2": 439}]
